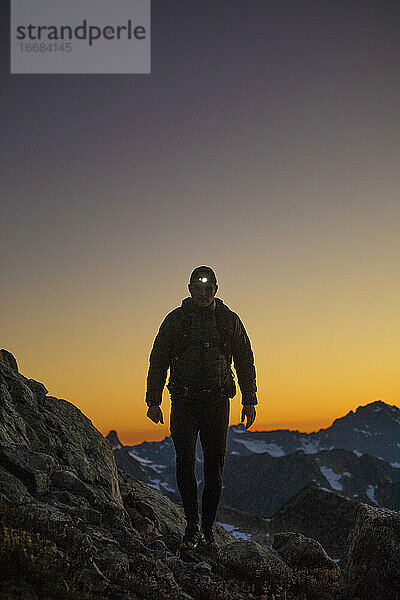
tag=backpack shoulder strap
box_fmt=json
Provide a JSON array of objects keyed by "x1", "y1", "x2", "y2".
[
  {"x1": 215, "y1": 302, "x2": 235, "y2": 361},
  {"x1": 173, "y1": 307, "x2": 193, "y2": 359}
]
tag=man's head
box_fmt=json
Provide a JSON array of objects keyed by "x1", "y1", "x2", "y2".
[{"x1": 188, "y1": 266, "x2": 218, "y2": 308}]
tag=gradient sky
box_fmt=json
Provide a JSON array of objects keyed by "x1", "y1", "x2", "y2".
[{"x1": 1, "y1": 1, "x2": 399, "y2": 444}]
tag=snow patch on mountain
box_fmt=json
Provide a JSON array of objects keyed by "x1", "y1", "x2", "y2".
[
  {"x1": 353, "y1": 428, "x2": 372, "y2": 436},
  {"x1": 148, "y1": 479, "x2": 175, "y2": 493},
  {"x1": 216, "y1": 521, "x2": 252, "y2": 540},
  {"x1": 233, "y1": 438, "x2": 285, "y2": 456},
  {"x1": 231, "y1": 426, "x2": 246, "y2": 434},
  {"x1": 300, "y1": 439, "x2": 320, "y2": 454},
  {"x1": 128, "y1": 451, "x2": 168, "y2": 475},
  {"x1": 128, "y1": 450, "x2": 153, "y2": 464},
  {"x1": 319, "y1": 466, "x2": 343, "y2": 490},
  {"x1": 366, "y1": 484, "x2": 378, "y2": 504},
  {"x1": 148, "y1": 463, "x2": 167, "y2": 474}
]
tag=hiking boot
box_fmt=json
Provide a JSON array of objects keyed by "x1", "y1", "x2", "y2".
[
  {"x1": 179, "y1": 523, "x2": 204, "y2": 551},
  {"x1": 201, "y1": 527, "x2": 219, "y2": 551}
]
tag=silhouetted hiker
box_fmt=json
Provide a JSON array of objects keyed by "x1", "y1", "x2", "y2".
[{"x1": 145, "y1": 266, "x2": 258, "y2": 552}]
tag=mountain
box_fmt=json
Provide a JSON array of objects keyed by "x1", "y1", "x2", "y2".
[
  {"x1": 108, "y1": 400, "x2": 400, "y2": 470},
  {"x1": 106, "y1": 429, "x2": 123, "y2": 449},
  {"x1": 106, "y1": 435, "x2": 179, "y2": 498},
  {"x1": 106, "y1": 399, "x2": 400, "y2": 523},
  {"x1": 221, "y1": 447, "x2": 400, "y2": 516},
  {"x1": 227, "y1": 401, "x2": 400, "y2": 466},
  {"x1": 1, "y1": 349, "x2": 399, "y2": 600},
  {"x1": 271, "y1": 485, "x2": 359, "y2": 560}
]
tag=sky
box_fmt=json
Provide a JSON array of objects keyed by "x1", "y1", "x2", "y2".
[{"x1": 1, "y1": 0, "x2": 399, "y2": 444}]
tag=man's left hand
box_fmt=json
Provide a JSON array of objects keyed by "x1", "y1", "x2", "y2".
[{"x1": 241, "y1": 404, "x2": 256, "y2": 429}]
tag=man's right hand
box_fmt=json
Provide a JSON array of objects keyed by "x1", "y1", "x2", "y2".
[{"x1": 146, "y1": 405, "x2": 164, "y2": 424}]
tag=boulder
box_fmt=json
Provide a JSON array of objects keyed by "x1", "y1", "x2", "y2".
[
  {"x1": 273, "y1": 531, "x2": 339, "y2": 571},
  {"x1": 218, "y1": 539, "x2": 291, "y2": 581},
  {"x1": 340, "y1": 502, "x2": 400, "y2": 599}
]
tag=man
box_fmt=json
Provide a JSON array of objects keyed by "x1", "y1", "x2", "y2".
[{"x1": 145, "y1": 266, "x2": 258, "y2": 552}]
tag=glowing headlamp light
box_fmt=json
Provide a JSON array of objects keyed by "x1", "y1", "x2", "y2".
[{"x1": 198, "y1": 277, "x2": 208, "y2": 283}]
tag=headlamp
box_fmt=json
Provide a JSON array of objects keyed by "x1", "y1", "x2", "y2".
[{"x1": 189, "y1": 266, "x2": 217, "y2": 286}]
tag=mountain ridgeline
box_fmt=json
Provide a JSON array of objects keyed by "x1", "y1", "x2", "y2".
[{"x1": 107, "y1": 400, "x2": 400, "y2": 519}]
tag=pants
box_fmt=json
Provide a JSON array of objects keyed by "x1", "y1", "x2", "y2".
[{"x1": 169, "y1": 389, "x2": 230, "y2": 530}]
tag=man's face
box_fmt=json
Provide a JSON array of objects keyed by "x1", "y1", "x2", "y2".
[{"x1": 189, "y1": 279, "x2": 218, "y2": 307}]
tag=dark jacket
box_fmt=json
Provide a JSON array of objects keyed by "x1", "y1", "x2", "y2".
[{"x1": 146, "y1": 297, "x2": 258, "y2": 406}]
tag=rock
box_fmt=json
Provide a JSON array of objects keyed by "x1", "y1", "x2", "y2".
[
  {"x1": 16, "y1": 498, "x2": 73, "y2": 524},
  {"x1": 194, "y1": 560, "x2": 212, "y2": 572},
  {"x1": 26, "y1": 379, "x2": 49, "y2": 397},
  {"x1": 126, "y1": 505, "x2": 156, "y2": 534},
  {"x1": 0, "y1": 581, "x2": 42, "y2": 599},
  {"x1": 47, "y1": 489, "x2": 103, "y2": 526},
  {"x1": 0, "y1": 359, "x2": 123, "y2": 508},
  {"x1": 147, "y1": 538, "x2": 173, "y2": 559},
  {"x1": 273, "y1": 531, "x2": 340, "y2": 571},
  {"x1": 340, "y1": 502, "x2": 400, "y2": 599},
  {"x1": 119, "y1": 469, "x2": 236, "y2": 546},
  {"x1": 0, "y1": 349, "x2": 18, "y2": 372},
  {"x1": 129, "y1": 553, "x2": 183, "y2": 598},
  {"x1": 95, "y1": 543, "x2": 130, "y2": 575},
  {"x1": 119, "y1": 470, "x2": 187, "y2": 536},
  {"x1": 0, "y1": 443, "x2": 58, "y2": 494},
  {"x1": 218, "y1": 539, "x2": 291, "y2": 582},
  {"x1": 166, "y1": 555, "x2": 255, "y2": 599},
  {"x1": 50, "y1": 468, "x2": 96, "y2": 503},
  {"x1": 0, "y1": 465, "x2": 33, "y2": 502},
  {"x1": 75, "y1": 564, "x2": 110, "y2": 594}
]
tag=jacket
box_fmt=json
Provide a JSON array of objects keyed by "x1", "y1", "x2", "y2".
[{"x1": 145, "y1": 297, "x2": 258, "y2": 406}]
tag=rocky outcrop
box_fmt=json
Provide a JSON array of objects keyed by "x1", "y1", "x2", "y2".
[
  {"x1": 0, "y1": 351, "x2": 122, "y2": 510},
  {"x1": 0, "y1": 349, "x2": 19, "y2": 372},
  {"x1": 273, "y1": 532, "x2": 340, "y2": 572},
  {"x1": 340, "y1": 503, "x2": 400, "y2": 599},
  {"x1": 219, "y1": 540, "x2": 291, "y2": 581}
]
